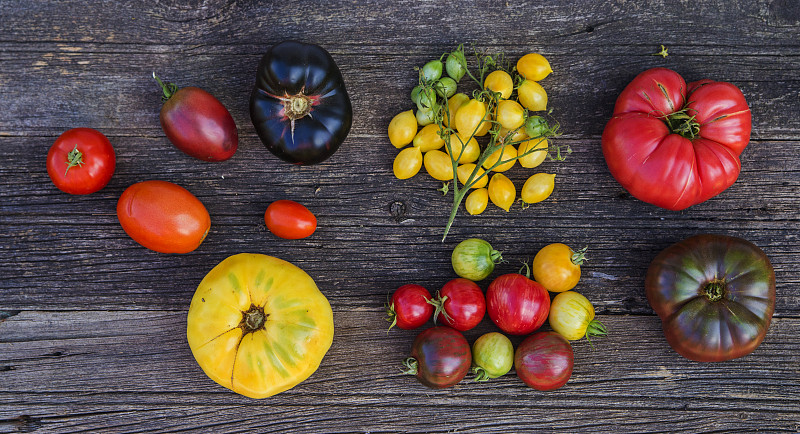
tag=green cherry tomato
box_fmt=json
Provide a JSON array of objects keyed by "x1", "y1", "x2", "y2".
[
  {"x1": 421, "y1": 60, "x2": 443, "y2": 83},
  {"x1": 471, "y1": 332, "x2": 514, "y2": 381},
  {"x1": 416, "y1": 87, "x2": 437, "y2": 111},
  {"x1": 452, "y1": 238, "x2": 503, "y2": 281},
  {"x1": 435, "y1": 77, "x2": 457, "y2": 98},
  {"x1": 416, "y1": 106, "x2": 438, "y2": 126},
  {"x1": 524, "y1": 115, "x2": 550, "y2": 138},
  {"x1": 446, "y1": 50, "x2": 467, "y2": 82}
]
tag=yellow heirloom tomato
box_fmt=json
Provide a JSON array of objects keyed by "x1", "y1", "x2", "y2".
[
  {"x1": 483, "y1": 144, "x2": 517, "y2": 172},
  {"x1": 446, "y1": 133, "x2": 480, "y2": 164},
  {"x1": 495, "y1": 100, "x2": 525, "y2": 131},
  {"x1": 516, "y1": 53, "x2": 552, "y2": 81},
  {"x1": 521, "y1": 173, "x2": 555, "y2": 204},
  {"x1": 412, "y1": 124, "x2": 445, "y2": 152},
  {"x1": 518, "y1": 137, "x2": 548, "y2": 168},
  {"x1": 488, "y1": 173, "x2": 516, "y2": 211},
  {"x1": 187, "y1": 253, "x2": 334, "y2": 399},
  {"x1": 518, "y1": 80, "x2": 548, "y2": 111},
  {"x1": 484, "y1": 70, "x2": 514, "y2": 99},
  {"x1": 393, "y1": 146, "x2": 423, "y2": 179},
  {"x1": 444, "y1": 93, "x2": 470, "y2": 127},
  {"x1": 465, "y1": 188, "x2": 489, "y2": 215},
  {"x1": 457, "y1": 163, "x2": 488, "y2": 189},
  {"x1": 424, "y1": 149, "x2": 455, "y2": 181},
  {"x1": 455, "y1": 99, "x2": 490, "y2": 137},
  {"x1": 388, "y1": 110, "x2": 417, "y2": 148}
]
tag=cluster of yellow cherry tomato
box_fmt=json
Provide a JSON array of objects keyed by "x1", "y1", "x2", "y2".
[{"x1": 388, "y1": 49, "x2": 560, "y2": 215}]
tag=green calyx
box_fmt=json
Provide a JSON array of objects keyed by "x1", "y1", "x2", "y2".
[
  {"x1": 152, "y1": 72, "x2": 179, "y2": 102},
  {"x1": 571, "y1": 247, "x2": 589, "y2": 266},
  {"x1": 664, "y1": 109, "x2": 701, "y2": 139},
  {"x1": 703, "y1": 280, "x2": 727, "y2": 302},
  {"x1": 64, "y1": 145, "x2": 84, "y2": 176},
  {"x1": 472, "y1": 366, "x2": 491, "y2": 382},
  {"x1": 426, "y1": 293, "x2": 454, "y2": 326},
  {"x1": 401, "y1": 357, "x2": 418, "y2": 375},
  {"x1": 240, "y1": 305, "x2": 266, "y2": 332}
]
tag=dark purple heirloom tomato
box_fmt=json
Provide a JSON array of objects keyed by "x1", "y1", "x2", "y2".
[
  {"x1": 402, "y1": 326, "x2": 471, "y2": 389},
  {"x1": 646, "y1": 234, "x2": 775, "y2": 362},
  {"x1": 250, "y1": 41, "x2": 353, "y2": 165},
  {"x1": 153, "y1": 74, "x2": 238, "y2": 162}
]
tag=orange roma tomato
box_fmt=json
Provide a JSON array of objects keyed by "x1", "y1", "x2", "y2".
[
  {"x1": 117, "y1": 180, "x2": 210, "y2": 253},
  {"x1": 264, "y1": 200, "x2": 317, "y2": 239}
]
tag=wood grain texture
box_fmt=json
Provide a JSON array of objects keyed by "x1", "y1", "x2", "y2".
[{"x1": 1, "y1": 0, "x2": 799, "y2": 432}]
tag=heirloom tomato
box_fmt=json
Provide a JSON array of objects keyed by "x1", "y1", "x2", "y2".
[
  {"x1": 46, "y1": 128, "x2": 115, "y2": 195},
  {"x1": 250, "y1": 41, "x2": 352, "y2": 165},
  {"x1": 446, "y1": 133, "x2": 480, "y2": 164},
  {"x1": 451, "y1": 238, "x2": 503, "y2": 281},
  {"x1": 457, "y1": 164, "x2": 488, "y2": 189},
  {"x1": 646, "y1": 234, "x2": 775, "y2": 362},
  {"x1": 515, "y1": 332, "x2": 573, "y2": 391},
  {"x1": 430, "y1": 278, "x2": 486, "y2": 332},
  {"x1": 488, "y1": 173, "x2": 516, "y2": 211},
  {"x1": 516, "y1": 53, "x2": 552, "y2": 81},
  {"x1": 471, "y1": 332, "x2": 514, "y2": 381},
  {"x1": 455, "y1": 99, "x2": 490, "y2": 137},
  {"x1": 465, "y1": 188, "x2": 489, "y2": 215},
  {"x1": 549, "y1": 291, "x2": 607, "y2": 341},
  {"x1": 264, "y1": 200, "x2": 317, "y2": 239},
  {"x1": 393, "y1": 146, "x2": 423, "y2": 179},
  {"x1": 413, "y1": 124, "x2": 445, "y2": 152},
  {"x1": 532, "y1": 243, "x2": 586, "y2": 293},
  {"x1": 483, "y1": 145, "x2": 517, "y2": 173},
  {"x1": 495, "y1": 99, "x2": 526, "y2": 131},
  {"x1": 402, "y1": 326, "x2": 471, "y2": 389},
  {"x1": 187, "y1": 253, "x2": 334, "y2": 398},
  {"x1": 517, "y1": 80, "x2": 548, "y2": 111},
  {"x1": 444, "y1": 93, "x2": 469, "y2": 127},
  {"x1": 386, "y1": 284, "x2": 434, "y2": 330},
  {"x1": 117, "y1": 180, "x2": 210, "y2": 254},
  {"x1": 484, "y1": 70, "x2": 513, "y2": 99},
  {"x1": 388, "y1": 110, "x2": 417, "y2": 148},
  {"x1": 517, "y1": 137, "x2": 548, "y2": 169},
  {"x1": 486, "y1": 271, "x2": 550, "y2": 335},
  {"x1": 424, "y1": 150, "x2": 454, "y2": 181},
  {"x1": 153, "y1": 74, "x2": 238, "y2": 162},
  {"x1": 521, "y1": 173, "x2": 555, "y2": 204},
  {"x1": 602, "y1": 68, "x2": 751, "y2": 210}
]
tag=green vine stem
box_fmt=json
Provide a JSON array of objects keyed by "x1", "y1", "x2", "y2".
[{"x1": 152, "y1": 72, "x2": 179, "y2": 102}]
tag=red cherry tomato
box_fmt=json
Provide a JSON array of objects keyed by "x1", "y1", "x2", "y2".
[
  {"x1": 515, "y1": 331, "x2": 574, "y2": 391},
  {"x1": 264, "y1": 200, "x2": 317, "y2": 239},
  {"x1": 117, "y1": 180, "x2": 210, "y2": 254},
  {"x1": 154, "y1": 74, "x2": 238, "y2": 162},
  {"x1": 486, "y1": 272, "x2": 550, "y2": 335},
  {"x1": 386, "y1": 284, "x2": 434, "y2": 330},
  {"x1": 46, "y1": 128, "x2": 115, "y2": 194},
  {"x1": 402, "y1": 326, "x2": 471, "y2": 389},
  {"x1": 430, "y1": 278, "x2": 486, "y2": 332}
]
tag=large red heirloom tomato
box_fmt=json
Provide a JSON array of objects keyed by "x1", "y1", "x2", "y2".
[
  {"x1": 602, "y1": 68, "x2": 751, "y2": 210},
  {"x1": 646, "y1": 234, "x2": 775, "y2": 362}
]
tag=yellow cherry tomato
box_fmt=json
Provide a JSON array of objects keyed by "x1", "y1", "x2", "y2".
[
  {"x1": 495, "y1": 99, "x2": 525, "y2": 131},
  {"x1": 488, "y1": 173, "x2": 516, "y2": 211},
  {"x1": 424, "y1": 149, "x2": 455, "y2": 181},
  {"x1": 393, "y1": 146, "x2": 422, "y2": 179},
  {"x1": 516, "y1": 53, "x2": 552, "y2": 81},
  {"x1": 187, "y1": 253, "x2": 334, "y2": 399},
  {"x1": 482, "y1": 144, "x2": 517, "y2": 172},
  {"x1": 388, "y1": 110, "x2": 417, "y2": 148},
  {"x1": 444, "y1": 93, "x2": 469, "y2": 127},
  {"x1": 412, "y1": 124, "x2": 445, "y2": 152},
  {"x1": 455, "y1": 99, "x2": 490, "y2": 138},
  {"x1": 549, "y1": 291, "x2": 607, "y2": 341},
  {"x1": 457, "y1": 163, "x2": 488, "y2": 189},
  {"x1": 532, "y1": 243, "x2": 587, "y2": 292},
  {"x1": 465, "y1": 188, "x2": 489, "y2": 215},
  {"x1": 521, "y1": 173, "x2": 555, "y2": 204},
  {"x1": 518, "y1": 137, "x2": 548, "y2": 168},
  {"x1": 518, "y1": 80, "x2": 548, "y2": 111},
  {"x1": 484, "y1": 70, "x2": 514, "y2": 99},
  {"x1": 446, "y1": 133, "x2": 480, "y2": 164}
]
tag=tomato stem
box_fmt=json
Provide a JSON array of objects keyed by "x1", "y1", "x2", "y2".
[
  {"x1": 664, "y1": 108, "x2": 701, "y2": 139},
  {"x1": 703, "y1": 280, "x2": 726, "y2": 302},
  {"x1": 384, "y1": 302, "x2": 398, "y2": 332},
  {"x1": 240, "y1": 305, "x2": 266, "y2": 332},
  {"x1": 152, "y1": 72, "x2": 179, "y2": 102},
  {"x1": 472, "y1": 366, "x2": 491, "y2": 382},
  {"x1": 571, "y1": 247, "x2": 589, "y2": 266},
  {"x1": 426, "y1": 293, "x2": 454, "y2": 325},
  {"x1": 64, "y1": 145, "x2": 84, "y2": 176},
  {"x1": 401, "y1": 357, "x2": 418, "y2": 375}
]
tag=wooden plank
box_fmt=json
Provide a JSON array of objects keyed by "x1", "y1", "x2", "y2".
[{"x1": 1, "y1": 310, "x2": 799, "y2": 432}]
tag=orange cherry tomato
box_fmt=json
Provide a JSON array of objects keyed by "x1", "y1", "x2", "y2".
[
  {"x1": 264, "y1": 200, "x2": 317, "y2": 239},
  {"x1": 117, "y1": 180, "x2": 210, "y2": 253}
]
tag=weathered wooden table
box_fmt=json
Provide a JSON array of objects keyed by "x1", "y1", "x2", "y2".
[{"x1": 2, "y1": 1, "x2": 799, "y2": 432}]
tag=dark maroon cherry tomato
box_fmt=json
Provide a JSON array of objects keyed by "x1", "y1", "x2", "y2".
[
  {"x1": 250, "y1": 41, "x2": 352, "y2": 165},
  {"x1": 486, "y1": 272, "x2": 549, "y2": 335},
  {"x1": 154, "y1": 73, "x2": 238, "y2": 162},
  {"x1": 402, "y1": 326, "x2": 471, "y2": 389},
  {"x1": 386, "y1": 284, "x2": 434, "y2": 330},
  {"x1": 264, "y1": 200, "x2": 317, "y2": 239},
  {"x1": 430, "y1": 278, "x2": 486, "y2": 332},
  {"x1": 515, "y1": 331, "x2": 574, "y2": 391}
]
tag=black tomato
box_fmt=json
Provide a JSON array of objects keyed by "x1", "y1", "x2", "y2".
[
  {"x1": 402, "y1": 326, "x2": 471, "y2": 389},
  {"x1": 249, "y1": 41, "x2": 353, "y2": 165}
]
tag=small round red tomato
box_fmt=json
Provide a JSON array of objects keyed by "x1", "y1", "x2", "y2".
[
  {"x1": 486, "y1": 272, "x2": 549, "y2": 335},
  {"x1": 154, "y1": 73, "x2": 238, "y2": 162},
  {"x1": 117, "y1": 180, "x2": 210, "y2": 254},
  {"x1": 386, "y1": 284, "x2": 434, "y2": 330},
  {"x1": 430, "y1": 278, "x2": 486, "y2": 331},
  {"x1": 46, "y1": 128, "x2": 115, "y2": 195},
  {"x1": 402, "y1": 326, "x2": 471, "y2": 389},
  {"x1": 515, "y1": 331, "x2": 574, "y2": 391},
  {"x1": 264, "y1": 200, "x2": 317, "y2": 239}
]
